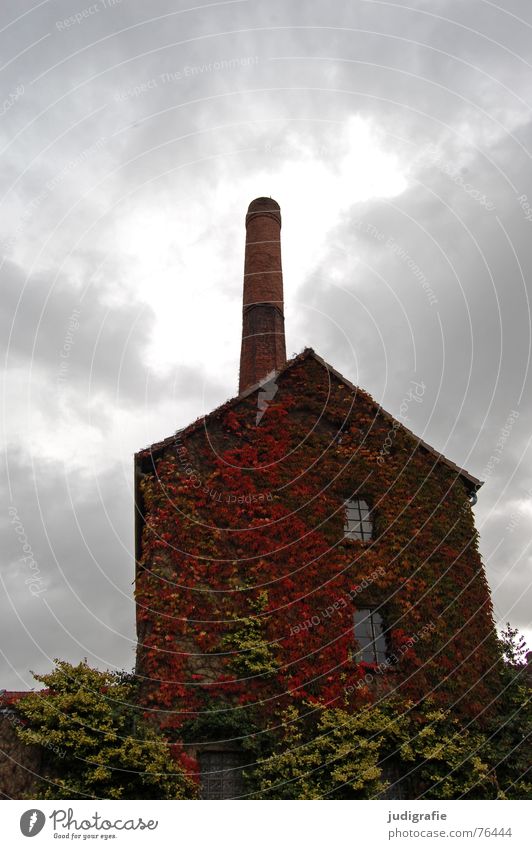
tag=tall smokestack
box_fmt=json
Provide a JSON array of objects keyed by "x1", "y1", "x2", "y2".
[{"x1": 238, "y1": 197, "x2": 287, "y2": 394}]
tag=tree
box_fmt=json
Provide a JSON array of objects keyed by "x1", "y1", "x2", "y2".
[
  {"x1": 14, "y1": 660, "x2": 198, "y2": 800},
  {"x1": 486, "y1": 625, "x2": 531, "y2": 799}
]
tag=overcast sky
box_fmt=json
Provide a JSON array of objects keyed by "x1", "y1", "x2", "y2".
[{"x1": 1, "y1": 0, "x2": 531, "y2": 691}]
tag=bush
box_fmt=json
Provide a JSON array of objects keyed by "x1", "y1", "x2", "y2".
[{"x1": 15, "y1": 660, "x2": 198, "y2": 799}]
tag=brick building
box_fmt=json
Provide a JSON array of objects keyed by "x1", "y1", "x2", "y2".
[{"x1": 134, "y1": 198, "x2": 500, "y2": 798}]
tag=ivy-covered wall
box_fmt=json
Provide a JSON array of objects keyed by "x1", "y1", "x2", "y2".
[{"x1": 135, "y1": 351, "x2": 500, "y2": 748}]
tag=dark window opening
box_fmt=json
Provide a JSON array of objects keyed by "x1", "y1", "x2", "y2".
[
  {"x1": 377, "y1": 762, "x2": 412, "y2": 799},
  {"x1": 344, "y1": 497, "x2": 373, "y2": 541},
  {"x1": 334, "y1": 422, "x2": 349, "y2": 444},
  {"x1": 354, "y1": 608, "x2": 387, "y2": 664},
  {"x1": 198, "y1": 750, "x2": 245, "y2": 799}
]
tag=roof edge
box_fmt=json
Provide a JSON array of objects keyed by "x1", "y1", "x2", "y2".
[{"x1": 136, "y1": 347, "x2": 482, "y2": 492}]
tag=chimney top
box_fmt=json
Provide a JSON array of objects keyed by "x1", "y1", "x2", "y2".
[{"x1": 246, "y1": 196, "x2": 281, "y2": 226}]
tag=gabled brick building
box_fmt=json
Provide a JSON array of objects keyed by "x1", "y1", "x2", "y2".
[{"x1": 134, "y1": 198, "x2": 500, "y2": 798}]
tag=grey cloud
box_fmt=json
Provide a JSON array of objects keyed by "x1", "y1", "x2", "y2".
[
  {"x1": 1, "y1": 450, "x2": 135, "y2": 690},
  {"x1": 1, "y1": 257, "x2": 218, "y2": 411}
]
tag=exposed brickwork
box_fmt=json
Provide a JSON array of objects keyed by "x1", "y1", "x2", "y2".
[{"x1": 238, "y1": 197, "x2": 286, "y2": 393}]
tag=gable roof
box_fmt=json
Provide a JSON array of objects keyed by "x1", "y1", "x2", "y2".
[{"x1": 136, "y1": 348, "x2": 482, "y2": 493}]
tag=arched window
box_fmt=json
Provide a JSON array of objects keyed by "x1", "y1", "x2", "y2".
[
  {"x1": 344, "y1": 497, "x2": 373, "y2": 541},
  {"x1": 354, "y1": 608, "x2": 387, "y2": 664}
]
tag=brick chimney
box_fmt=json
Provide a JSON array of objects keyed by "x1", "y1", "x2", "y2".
[{"x1": 238, "y1": 197, "x2": 287, "y2": 394}]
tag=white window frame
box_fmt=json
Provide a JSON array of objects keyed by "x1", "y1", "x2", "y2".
[{"x1": 344, "y1": 497, "x2": 373, "y2": 541}]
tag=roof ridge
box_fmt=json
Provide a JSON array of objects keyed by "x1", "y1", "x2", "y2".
[{"x1": 136, "y1": 348, "x2": 482, "y2": 491}]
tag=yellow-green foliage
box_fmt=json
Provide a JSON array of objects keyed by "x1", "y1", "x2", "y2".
[
  {"x1": 398, "y1": 707, "x2": 496, "y2": 798},
  {"x1": 222, "y1": 591, "x2": 280, "y2": 677},
  {"x1": 252, "y1": 700, "x2": 498, "y2": 799},
  {"x1": 15, "y1": 660, "x2": 197, "y2": 800}
]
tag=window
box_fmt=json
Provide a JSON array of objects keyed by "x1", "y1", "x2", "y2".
[
  {"x1": 334, "y1": 422, "x2": 348, "y2": 444},
  {"x1": 344, "y1": 497, "x2": 373, "y2": 540},
  {"x1": 198, "y1": 750, "x2": 245, "y2": 799},
  {"x1": 377, "y1": 762, "x2": 411, "y2": 799},
  {"x1": 354, "y1": 608, "x2": 387, "y2": 664}
]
